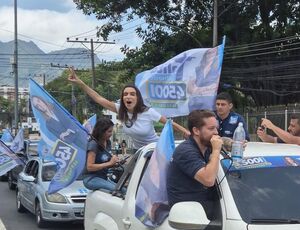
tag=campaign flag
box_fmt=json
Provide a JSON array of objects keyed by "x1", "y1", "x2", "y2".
[
  {"x1": 83, "y1": 114, "x2": 97, "y2": 134},
  {"x1": 135, "y1": 37, "x2": 225, "y2": 117},
  {"x1": 29, "y1": 79, "x2": 88, "y2": 194},
  {"x1": 0, "y1": 140, "x2": 23, "y2": 176},
  {"x1": 10, "y1": 128, "x2": 24, "y2": 153},
  {"x1": 1, "y1": 129, "x2": 14, "y2": 142},
  {"x1": 135, "y1": 119, "x2": 175, "y2": 227}
]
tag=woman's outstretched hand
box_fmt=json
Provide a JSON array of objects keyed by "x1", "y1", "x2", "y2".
[
  {"x1": 183, "y1": 129, "x2": 191, "y2": 139},
  {"x1": 68, "y1": 67, "x2": 82, "y2": 85}
]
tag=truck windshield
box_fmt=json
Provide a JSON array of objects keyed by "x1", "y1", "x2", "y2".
[{"x1": 222, "y1": 163, "x2": 300, "y2": 223}]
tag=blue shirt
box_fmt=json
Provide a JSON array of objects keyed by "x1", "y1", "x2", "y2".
[
  {"x1": 216, "y1": 111, "x2": 250, "y2": 141},
  {"x1": 167, "y1": 137, "x2": 218, "y2": 207},
  {"x1": 84, "y1": 139, "x2": 112, "y2": 179}
]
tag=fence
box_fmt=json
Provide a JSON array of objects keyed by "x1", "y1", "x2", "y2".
[
  {"x1": 240, "y1": 104, "x2": 300, "y2": 141},
  {"x1": 114, "y1": 104, "x2": 300, "y2": 145}
]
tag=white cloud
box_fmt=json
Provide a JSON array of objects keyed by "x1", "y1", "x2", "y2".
[{"x1": 0, "y1": 6, "x2": 139, "y2": 60}]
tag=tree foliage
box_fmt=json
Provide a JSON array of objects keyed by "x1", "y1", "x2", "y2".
[
  {"x1": 45, "y1": 63, "x2": 125, "y2": 121},
  {"x1": 72, "y1": 0, "x2": 300, "y2": 107}
]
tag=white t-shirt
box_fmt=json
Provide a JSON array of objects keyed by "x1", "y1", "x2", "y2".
[{"x1": 115, "y1": 103, "x2": 161, "y2": 149}]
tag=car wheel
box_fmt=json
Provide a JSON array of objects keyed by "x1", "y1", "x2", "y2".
[
  {"x1": 16, "y1": 189, "x2": 26, "y2": 213},
  {"x1": 35, "y1": 201, "x2": 47, "y2": 228},
  {"x1": 8, "y1": 172, "x2": 16, "y2": 190}
]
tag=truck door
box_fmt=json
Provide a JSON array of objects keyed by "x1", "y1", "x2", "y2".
[{"x1": 121, "y1": 149, "x2": 175, "y2": 230}]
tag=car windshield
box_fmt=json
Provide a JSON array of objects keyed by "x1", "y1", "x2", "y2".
[
  {"x1": 42, "y1": 165, "x2": 57, "y2": 181},
  {"x1": 42, "y1": 164, "x2": 84, "y2": 181},
  {"x1": 222, "y1": 159, "x2": 300, "y2": 224},
  {"x1": 28, "y1": 144, "x2": 38, "y2": 156}
]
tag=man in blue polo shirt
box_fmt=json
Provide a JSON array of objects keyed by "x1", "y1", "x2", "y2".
[
  {"x1": 167, "y1": 110, "x2": 223, "y2": 220},
  {"x1": 215, "y1": 92, "x2": 250, "y2": 141}
]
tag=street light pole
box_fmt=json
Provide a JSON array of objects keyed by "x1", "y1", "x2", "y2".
[
  {"x1": 13, "y1": 0, "x2": 19, "y2": 131},
  {"x1": 213, "y1": 0, "x2": 218, "y2": 47}
]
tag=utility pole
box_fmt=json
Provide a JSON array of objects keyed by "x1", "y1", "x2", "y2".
[
  {"x1": 50, "y1": 63, "x2": 79, "y2": 117},
  {"x1": 13, "y1": 0, "x2": 19, "y2": 131},
  {"x1": 213, "y1": 0, "x2": 218, "y2": 47},
  {"x1": 66, "y1": 38, "x2": 115, "y2": 88},
  {"x1": 42, "y1": 73, "x2": 46, "y2": 86}
]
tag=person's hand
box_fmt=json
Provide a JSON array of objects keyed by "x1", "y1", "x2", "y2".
[
  {"x1": 183, "y1": 129, "x2": 191, "y2": 139},
  {"x1": 109, "y1": 155, "x2": 119, "y2": 167},
  {"x1": 257, "y1": 127, "x2": 266, "y2": 140},
  {"x1": 68, "y1": 67, "x2": 83, "y2": 85},
  {"x1": 210, "y1": 135, "x2": 223, "y2": 153},
  {"x1": 261, "y1": 118, "x2": 275, "y2": 130},
  {"x1": 221, "y1": 137, "x2": 233, "y2": 152}
]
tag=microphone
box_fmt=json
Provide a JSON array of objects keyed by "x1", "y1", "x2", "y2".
[{"x1": 221, "y1": 147, "x2": 232, "y2": 159}]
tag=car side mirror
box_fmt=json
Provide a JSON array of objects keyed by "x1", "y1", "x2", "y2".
[
  {"x1": 19, "y1": 172, "x2": 36, "y2": 183},
  {"x1": 168, "y1": 202, "x2": 210, "y2": 230}
]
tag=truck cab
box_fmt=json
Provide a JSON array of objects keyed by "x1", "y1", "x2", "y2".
[{"x1": 84, "y1": 142, "x2": 300, "y2": 230}]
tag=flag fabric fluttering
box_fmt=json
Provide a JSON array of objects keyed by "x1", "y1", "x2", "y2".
[
  {"x1": 135, "y1": 38, "x2": 225, "y2": 118},
  {"x1": 135, "y1": 119, "x2": 175, "y2": 227},
  {"x1": 29, "y1": 79, "x2": 88, "y2": 194},
  {"x1": 83, "y1": 114, "x2": 97, "y2": 134},
  {"x1": 0, "y1": 140, "x2": 23, "y2": 176},
  {"x1": 10, "y1": 128, "x2": 24, "y2": 153},
  {"x1": 0, "y1": 129, "x2": 14, "y2": 142}
]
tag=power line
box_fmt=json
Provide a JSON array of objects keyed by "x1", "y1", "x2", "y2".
[{"x1": 66, "y1": 38, "x2": 115, "y2": 88}]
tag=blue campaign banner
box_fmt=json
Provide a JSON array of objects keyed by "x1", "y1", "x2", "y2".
[
  {"x1": 1, "y1": 129, "x2": 14, "y2": 142},
  {"x1": 29, "y1": 79, "x2": 88, "y2": 194},
  {"x1": 10, "y1": 128, "x2": 24, "y2": 153},
  {"x1": 0, "y1": 140, "x2": 23, "y2": 176},
  {"x1": 135, "y1": 119, "x2": 175, "y2": 227},
  {"x1": 135, "y1": 38, "x2": 225, "y2": 117},
  {"x1": 83, "y1": 114, "x2": 97, "y2": 134},
  {"x1": 222, "y1": 155, "x2": 300, "y2": 171}
]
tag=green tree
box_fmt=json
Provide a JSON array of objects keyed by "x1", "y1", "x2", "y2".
[{"x1": 72, "y1": 0, "x2": 300, "y2": 107}]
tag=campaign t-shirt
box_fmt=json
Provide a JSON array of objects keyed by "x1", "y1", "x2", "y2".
[
  {"x1": 84, "y1": 139, "x2": 112, "y2": 179},
  {"x1": 216, "y1": 111, "x2": 250, "y2": 141},
  {"x1": 115, "y1": 103, "x2": 161, "y2": 149}
]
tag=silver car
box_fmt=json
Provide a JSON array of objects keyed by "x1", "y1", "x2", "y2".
[{"x1": 16, "y1": 157, "x2": 89, "y2": 228}]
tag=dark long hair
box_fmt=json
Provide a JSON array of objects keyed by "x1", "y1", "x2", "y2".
[
  {"x1": 91, "y1": 118, "x2": 114, "y2": 141},
  {"x1": 118, "y1": 85, "x2": 148, "y2": 124}
]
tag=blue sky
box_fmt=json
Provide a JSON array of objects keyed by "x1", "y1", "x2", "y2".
[
  {"x1": 1, "y1": 0, "x2": 73, "y2": 12},
  {"x1": 0, "y1": 0, "x2": 143, "y2": 61}
]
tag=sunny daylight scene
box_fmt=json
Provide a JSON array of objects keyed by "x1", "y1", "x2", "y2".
[{"x1": 1, "y1": 1, "x2": 300, "y2": 230}]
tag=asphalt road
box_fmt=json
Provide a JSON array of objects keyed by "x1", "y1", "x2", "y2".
[{"x1": 0, "y1": 181, "x2": 83, "y2": 230}]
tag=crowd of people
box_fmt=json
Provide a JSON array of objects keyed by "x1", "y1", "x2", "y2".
[{"x1": 67, "y1": 67, "x2": 299, "y2": 220}]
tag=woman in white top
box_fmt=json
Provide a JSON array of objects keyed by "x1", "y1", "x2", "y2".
[{"x1": 68, "y1": 68, "x2": 190, "y2": 150}]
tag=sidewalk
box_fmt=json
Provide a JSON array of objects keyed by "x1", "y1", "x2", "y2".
[{"x1": 0, "y1": 219, "x2": 6, "y2": 230}]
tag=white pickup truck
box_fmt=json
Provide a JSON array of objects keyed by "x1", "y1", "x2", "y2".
[{"x1": 84, "y1": 142, "x2": 300, "y2": 230}]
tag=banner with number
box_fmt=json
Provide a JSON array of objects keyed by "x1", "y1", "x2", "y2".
[
  {"x1": 0, "y1": 140, "x2": 23, "y2": 176},
  {"x1": 222, "y1": 155, "x2": 300, "y2": 171},
  {"x1": 29, "y1": 79, "x2": 88, "y2": 194},
  {"x1": 135, "y1": 119, "x2": 175, "y2": 227},
  {"x1": 135, "y1": 38, "x2": 225, "y2": 117}
]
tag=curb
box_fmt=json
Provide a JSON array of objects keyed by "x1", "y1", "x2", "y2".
[{"x1": 0, "y1": 219, "x2": 6, "y2": 230}]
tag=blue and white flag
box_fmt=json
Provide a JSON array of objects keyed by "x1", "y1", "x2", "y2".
[
  {"x1": 135, "y1": 38, "x2": 225, "y2": 117},
  {"x1": 0, "y1": 140, "x2": 23, "y2": 176},
  {"x1": 29, "y1": 79, "x2": 88, "y2": 194},
  {"x1": 135, "y1": 119, "x2": 175, "y2": 227},
  {"x1": 1, "y1": 129, "x2": 14, "y2": 142},
  {"x1": 83, "y1": 114, "x2": 97, "y2": 134},
  {"x1": 10, "y1": 128, "x2": 24, "y2": 153}
]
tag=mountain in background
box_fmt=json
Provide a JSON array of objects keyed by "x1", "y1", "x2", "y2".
[{"x1": 0, "y1": 40, "x2": 100, "y2": 88}]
